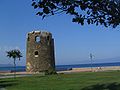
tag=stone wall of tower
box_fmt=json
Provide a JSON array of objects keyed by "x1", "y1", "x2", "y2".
[{"x1": 26, "y1": 31, "x2": 55, "y2": 72}]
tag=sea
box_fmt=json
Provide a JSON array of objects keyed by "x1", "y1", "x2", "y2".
[{"x1": 0, "y1": 62, "x2": 120, "y2": 72}]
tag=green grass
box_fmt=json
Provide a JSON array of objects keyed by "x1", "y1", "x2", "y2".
[{"x1": 1, "y1": 71, "x2": 120, "y2": 90}]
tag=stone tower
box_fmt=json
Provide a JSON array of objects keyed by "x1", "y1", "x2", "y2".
[{"x1": 26, "y1": 31, "x2": 55, "y2": 72}]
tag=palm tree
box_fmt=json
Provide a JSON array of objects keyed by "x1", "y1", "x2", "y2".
[{"x1": 6, "y1": 49, "x2": 22, "y2": 78}]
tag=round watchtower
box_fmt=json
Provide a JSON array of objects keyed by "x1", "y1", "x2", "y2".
[{"x1": 26, "y1": 31, "x2": 55, "y2": 72}]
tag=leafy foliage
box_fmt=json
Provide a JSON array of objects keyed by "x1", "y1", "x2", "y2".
[
  {"x1": 44, "y1": 69, "x2": 57, "y2": 75},
  {"x1": 6, "y1": 49, "x2": 22, "y2": 60},
  {"x1": 32, "y1": 0, "x2": 120, "y2": 28}
]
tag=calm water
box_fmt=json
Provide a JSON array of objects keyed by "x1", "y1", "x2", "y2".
[{"x1": 0, "y1": 62, "x2": 120, "y2": 72}]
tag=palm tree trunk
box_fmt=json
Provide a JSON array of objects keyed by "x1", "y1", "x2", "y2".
[
  {"x1": 14, "y1": 58, "x2": 16, "y2": 78},
  {"x1": 91, "y1": 58, "x2": 93, "y2": 72}
]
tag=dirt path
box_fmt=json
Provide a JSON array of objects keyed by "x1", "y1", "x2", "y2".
[{"x1": 0, "y1": 88, "x2": 6, "y2": 90}]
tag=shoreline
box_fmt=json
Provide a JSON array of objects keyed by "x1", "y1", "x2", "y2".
[
  {"x1": 58, "y1": 66, "x2": 120, "y2": 73},
  {"x1": 0, "y1": 66, "x2": 120, "y2": 75}
]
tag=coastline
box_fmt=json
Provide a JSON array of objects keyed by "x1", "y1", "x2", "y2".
[
  {"x1": 57, "y1": 66, "x2": 120, "y2": 73},
  {"x1": 0, "y1": 66, "x2": 120, "y2": 75}
]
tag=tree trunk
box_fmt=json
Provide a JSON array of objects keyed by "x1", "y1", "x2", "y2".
[{"x1": 14, "y1": 58, "x2": 16, "y2": 78}]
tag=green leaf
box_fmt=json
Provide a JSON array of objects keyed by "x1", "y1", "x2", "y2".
[
  {"x1": 43, "y1": 7, "x2": 50, "y2": 14},
  {"x1": 34, "y1": 5, "x2": 38, "y2": 9},
  {"x1": 32, "y1": 2, "x2": 36, "y2": 6}
]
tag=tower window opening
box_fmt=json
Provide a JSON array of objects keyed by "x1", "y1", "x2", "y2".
[
  {"x1": 35, "y1": 51, "x2": 39, "y2": 57},
  {"x1": 35, "y1": 36, "x2": 40, "y2": 43},
  {"x1": 47, "y1": 36, "x2": 50, "y2": 41}
]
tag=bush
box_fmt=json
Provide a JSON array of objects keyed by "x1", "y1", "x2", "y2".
[{"x1": 45, "y1": 69, "x2": 57, "y2": 75}]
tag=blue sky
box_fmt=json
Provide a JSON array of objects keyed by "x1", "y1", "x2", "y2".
[{"x1": 0, "y1": 0, "x2": 120, "y2": 66}]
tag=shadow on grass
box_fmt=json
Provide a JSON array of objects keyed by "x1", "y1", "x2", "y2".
[
  {"x1": 0, "y1": 79, "x2": 18, "y2": 88},
  {"x1": 81, "y1": 82, "x2": 120, "y2": 90}
]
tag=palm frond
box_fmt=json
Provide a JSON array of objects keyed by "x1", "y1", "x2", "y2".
[{"x1": 6, "y1": 49, "x2": 23, "y2": 60}]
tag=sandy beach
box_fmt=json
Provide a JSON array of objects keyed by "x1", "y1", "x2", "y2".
[
  {"x1": 0, "y1": 66, "x2": 120, "y2": 76},
  {"x1": 0, "y1": 71, "x2": 36, "y2": 75},
  {"x1": 57, "y1": 66, "x2": 120, "y2": 73}
]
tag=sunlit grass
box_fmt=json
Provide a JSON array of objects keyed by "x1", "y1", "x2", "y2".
[{"x1": 1, "y1": 71, "x2": 120, "y2": 90}]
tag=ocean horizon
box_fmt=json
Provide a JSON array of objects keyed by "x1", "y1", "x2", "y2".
[{"x1": 0, "y1": 62, "x2": 120, "y2": 72}]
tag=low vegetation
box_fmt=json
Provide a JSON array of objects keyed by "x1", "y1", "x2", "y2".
[{"x1": 1, "y1": 71, "x2": 120, "y2": 90}]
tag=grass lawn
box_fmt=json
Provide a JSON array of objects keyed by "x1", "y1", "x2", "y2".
[{"x1": 1, "y1": 71, "x2": 120, "y2": 90}]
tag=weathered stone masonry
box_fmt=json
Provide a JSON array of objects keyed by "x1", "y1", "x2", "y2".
[{"x1": 26, "y1": 31, "x2": 55, "y2": 72}]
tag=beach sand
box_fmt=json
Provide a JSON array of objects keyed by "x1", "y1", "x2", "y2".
[
  {"x1": 0, "y1": 71, "x2": 34, "y2": 76},
  {"x1": 0, "y1": 66, "x2": 120, "y2": 75},
  {"x1": 57, "y1": 66, "x2": 120, "y2": 73}
]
